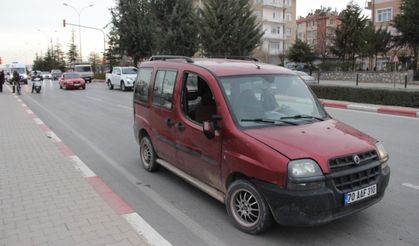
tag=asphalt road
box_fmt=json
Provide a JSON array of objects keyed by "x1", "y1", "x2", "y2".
[{"x1": 19, "y1": 80, "x2": 419, "y2": 246}]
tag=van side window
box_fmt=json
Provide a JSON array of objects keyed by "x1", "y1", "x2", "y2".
[
  {"x1": 134, "y1": 68, "x2": 153, "y2": 103},
  {"x1": 181, "y1": 73, "x2": 217, "y2": 124},
  {"x1": 152, "y1": 70, "x2": 177, "y2": 109}
]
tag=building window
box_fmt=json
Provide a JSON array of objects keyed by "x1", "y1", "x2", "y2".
[
  {"x1": 329, "y1": 19, "x2": 334, "y2": 25},
  {"x1": 377, "y1": 8, "x2": 392, "y2": 22},
  {"x1": 286, "y1": 28, "x2": 291, "y2": 36},
  {"x1": 285, "y1": 13, "x2": 291, "y2": 21}
]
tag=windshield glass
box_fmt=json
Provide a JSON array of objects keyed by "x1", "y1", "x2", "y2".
[
  {"x1": 64, "y1": 73, "x2": 80, "y2": 79},
  {"x1": 122, "y1": 67, "x2": 137, "y2": 74},
  {"x1": 219, "y1": 74, "x2": 327, "y2": 127},
  {"x1": 75, "y1": 66, "x2": 91, "y2": 72},
  {"x1": 11, "y1": 68, "x2": 25, "y2": 74}
]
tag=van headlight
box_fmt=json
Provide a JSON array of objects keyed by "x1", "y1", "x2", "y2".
[
  {"x1": 287, "y1": 159, "x2": 324, "y2": 190},
  {"x1": 375, "y1": 142, "x2": 389, "y2": 168}
]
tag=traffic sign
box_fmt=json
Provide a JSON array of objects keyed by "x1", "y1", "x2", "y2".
[{"x1": 393, "y1": 55, "x2": 399, "y2": 63}]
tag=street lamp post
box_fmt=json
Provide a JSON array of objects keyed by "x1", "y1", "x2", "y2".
[{"x1": 63, "y1": 3, "x2": 94, "y2": 62}]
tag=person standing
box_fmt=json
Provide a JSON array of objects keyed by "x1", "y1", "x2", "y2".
[
  {"x1": 0, "y1": 71, "x2": 5, "y2": 93},
  {"x1": 12, "y1": 71, "x2": 19, "y2": 93}
]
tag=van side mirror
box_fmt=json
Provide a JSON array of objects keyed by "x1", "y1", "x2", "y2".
[{"x1": 203, "y1": 121, "x2": 215, "y2": 139}]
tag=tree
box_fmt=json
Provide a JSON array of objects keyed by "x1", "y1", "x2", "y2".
[
  {"x1": 150, "y1": 0, "x2": 198, "y2": 56},
  {"x1": 332, "y1": 3, "x2": 368, "y2": 69},
  {"x1": 287, "y1": 39, "x2": 316, "y2": 64},
  {"x1": 198, "y1": 0, "x2": 264, "y2": 56},
  {"x1": 393, "y1": 0, "x2": 419, "y2": 77},
  {"x1": 67, "y1": 29, "x2": 79, "y2": 64},
  {"x1": 88, "y1": 52, "x2": 101, "y2": 73},
  {"x1": 105, "y1": 23, "x2": 122, "y2": 68},
  {"x1": 110, "y1": 0, "x2": 157, "y2": 64}
]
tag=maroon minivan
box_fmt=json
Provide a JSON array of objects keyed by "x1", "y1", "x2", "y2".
[{"x1": 133, "y1": 56, "x2": 390, "y2": 234}]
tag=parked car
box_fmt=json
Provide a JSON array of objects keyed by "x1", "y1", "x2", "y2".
[
  {"x1": 294, "y1": 70, "x2": 317, "y2": 84},
  {"x1": 59, "y1": 72, "x2": 86, "y2": 90},
  {"x1": 41, "y1": 71, "x2": 52, "y2": 80},
  {"x1": 106, "y1": 66, "x2": 138, "y2": 91},
  {"x1": 74, "y1": 64, "x2": 94, "y2": 83},
  {"x1": 51, "y1": 69, "x2": 62, "y2": 80},
  {"x1": 133, "y1": 56, "x2": 390, "y2": 234}
]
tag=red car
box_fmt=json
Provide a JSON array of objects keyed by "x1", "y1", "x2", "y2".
[
  {"x1": 59, "y1": 72, "x2": 86, "y2": 90},
  {"x1": 133, "y1": 56, "x2": 390, "y2": 234}
]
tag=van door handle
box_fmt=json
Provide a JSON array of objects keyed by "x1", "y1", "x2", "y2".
[
  {"x1": 176, "y1": 122, "x2": 185, "y2": 131},
  {"x1": 165, "y1": 118, "x2": 174, "y2": 128}
]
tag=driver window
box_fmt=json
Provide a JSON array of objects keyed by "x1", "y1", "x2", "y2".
[{"x1": 181, "y1": 73, "x2": 217, "y2": 124}]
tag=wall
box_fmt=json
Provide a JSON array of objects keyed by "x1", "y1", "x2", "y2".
[{"x1": 319, "y1": 71, "x2": 415, "y2": 83}]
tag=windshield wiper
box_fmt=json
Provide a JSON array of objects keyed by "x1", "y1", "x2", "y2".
[
  {"x1": 241, "y1": 118, "x2": 298, "y2": 125},
  {"x1": 280, "y1": 114, "x2": 324, "y2": 121}
]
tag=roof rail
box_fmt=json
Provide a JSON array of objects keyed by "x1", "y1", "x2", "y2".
[
  {"x1": 207, "y1": 56, "x2": 259, "y2": 62},
  {"x1": 149, "y1": 55, "x2": 194, "y2": 63}
]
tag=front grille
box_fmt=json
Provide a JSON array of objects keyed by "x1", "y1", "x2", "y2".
[
  {"x1": 333, "y1": 166, "x2": 380, "y2": 193},
  {"x1": 329, "y1": 150, "x2": 378, "y2": 172}
]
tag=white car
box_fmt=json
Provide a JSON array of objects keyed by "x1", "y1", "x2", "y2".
[
  {"x1": 41, "y1": 72, "x2": 52, "y2": 80},
  {"x1": 295, "y1": 71, "x2": 317, "y2": 84},
  {"x1": 106, "y1": 66, "x2": 138, "y2": 91}
]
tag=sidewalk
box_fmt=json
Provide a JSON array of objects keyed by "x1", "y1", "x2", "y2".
[{"x1": 0, "y1": 90, "x2": 148, "y2": 245}]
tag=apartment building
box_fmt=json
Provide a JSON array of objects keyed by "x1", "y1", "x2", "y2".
[
  {"x1": 296, "y1": 10, "x2": 340, "y2": 57},
  {"x1": 192, "y1": 0, "x2": 296, "y2": 64},
  {"x1": 366, "y1": 0, "x2": 401, "y2": 34}
]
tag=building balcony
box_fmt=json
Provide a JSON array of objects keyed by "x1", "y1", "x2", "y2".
[
  {"x1": 263, "y1": 0, "x2": 285, "y2": 9},
  {"x1": 263, "y1": 17, "x2": 285, "y2": 24},
  {"x1": 263, "y1": 33, "x2": 285, "y2": 40}
]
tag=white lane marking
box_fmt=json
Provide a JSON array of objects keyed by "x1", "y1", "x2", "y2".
[
  {"x1": 34, "y1": 118, "x2": 45, "y2": 125},
  {"x1": 21, "y1": 103, "x2": 28, "y2": 108},
  {"x1": 68, "y1": 155, "x2": 96, "y2": 178},
  {"x1": 347, "y1": 104, "x2": 379, "y2": 112},
  {"x1": 24, "y1": 94, "x2": 228, "y2": 246},
  {"x1": 25, "y1": 109, "x2": 34, "y2": 114},
  {"x1": 402, "y1": 183, "x2": 419, "y2": 191},
  {"x1": 86, "y1": 96, "x2": 104, "y2": 102},
  {"x1": 17, "y1": 99, "x2": 22, "y2": 102},
  {"x1": 327, "y1": 107, "x2": 419, "y2": 121},
  {"x1": 46, "y1": 131, "x2": 61, "y2": 143},
  {"x1": 117, "y1": 104, "x2": 132, "y2": 110},
  {"x1": 123, "y1": 213, "x2": 173, "y2": 246}
]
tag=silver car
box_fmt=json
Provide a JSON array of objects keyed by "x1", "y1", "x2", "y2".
[{"x1": 295, "y1": 71, "x2": 317, "y2": 84}]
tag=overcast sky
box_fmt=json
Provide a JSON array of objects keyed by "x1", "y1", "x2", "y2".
[{"x1": 0, "y1": 0, "x2": 368, "y2": 65}]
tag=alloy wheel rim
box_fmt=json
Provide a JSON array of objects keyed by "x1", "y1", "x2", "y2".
[
  {"x1": 141, "y1": 139, "x2": 152, "y2": 167},
  {"x1": 230, "y1": 188, "x2": 260, "y2": 227}
]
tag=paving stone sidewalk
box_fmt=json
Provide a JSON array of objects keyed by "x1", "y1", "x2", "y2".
[{"x1": 0, "y1": 91, "x2": 147, "y2": 245}]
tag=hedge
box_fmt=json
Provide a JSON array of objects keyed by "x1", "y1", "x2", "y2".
[{"x1": 309, "y1": 84, "x2": 419, "y2": 108}]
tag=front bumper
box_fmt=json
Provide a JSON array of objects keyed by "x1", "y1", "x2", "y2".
[{"x1": 253, "y1": 164, "x2": 390, "y2": 226}]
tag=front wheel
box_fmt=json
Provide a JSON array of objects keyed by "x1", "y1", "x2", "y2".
[
  {"x1": 140, "y1": 136, "x2": 159, "y2": 172},
  {"x1": 121, "y1": 81, "x2": 126, "y2": 91},
  {"x1": 226, "y1": 179, "x2": 274, "y2": 234}
]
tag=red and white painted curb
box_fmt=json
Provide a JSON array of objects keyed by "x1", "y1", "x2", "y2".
[
  {"x1": 320, "y1": 99, "x2": 419, "y2": 118},
  {"x1": 7, "y1": 86, "x2": 172, "y2": 246}
]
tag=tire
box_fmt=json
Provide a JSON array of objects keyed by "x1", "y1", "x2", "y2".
[
  {"x1": 226, "y1": 179, "x2": 274, "y2": 234},
  {"x1": 140, "y1": 136, "x2": 159, "y2": 172},
  {"x1": 121, "y1": 81, "x2": 126, "y2": 91},
  {"x1": 82, "y1": 86, "x2": 86, "y2": 90},
  {"x1": 108, "y1": 80, "x2": 113, "y2": 90}
]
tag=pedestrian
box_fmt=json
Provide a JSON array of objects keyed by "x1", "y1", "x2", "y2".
[
  {"x1": 12, "y1": 71, "x2": 19, "y2": 93},
  {"x1": 0, "y1": 70, "x2": 5, "y2": 93}
]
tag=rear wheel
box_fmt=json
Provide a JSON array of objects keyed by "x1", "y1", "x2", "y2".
[
  {"x1": 140, "y1": 136, "x2": 159, "y2": 172},
  {"x1": 226, "y1": 179, "x2": 274, "y2": 234},
  {"x1": 108, "y1": 80, "x2": 113, "y2": 90}
]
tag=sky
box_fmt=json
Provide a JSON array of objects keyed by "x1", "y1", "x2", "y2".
[{"x1": 0, "y1": 0, "x2": 368, "y2": 66}]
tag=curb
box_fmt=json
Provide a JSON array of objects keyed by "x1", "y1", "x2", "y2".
[
  {"x1": 7, "y1": 85, "x2": 172, "y2": 246},
  {"x1": 320, "y1": 99, "x2": 419, "y2": 118}
]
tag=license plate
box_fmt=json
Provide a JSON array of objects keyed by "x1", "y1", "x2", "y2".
[
  {"x1": 74, "y1": 84, "x2": 80, "y2": 87},
  {"x1": 344, "y1": 184, "x2": 377, "y2": 205}
]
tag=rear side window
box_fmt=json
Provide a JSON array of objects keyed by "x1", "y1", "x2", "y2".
[
  {"x1": 152, "y1": 70, "x2": 177, "y2": 109},
  {"x1": 134, "y1": 68, "x2": 153, "y2": 103}
]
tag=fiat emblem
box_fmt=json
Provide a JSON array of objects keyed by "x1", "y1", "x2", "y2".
[{"x1": 353, "y1": 155, "x2": 361, "y2": 165}]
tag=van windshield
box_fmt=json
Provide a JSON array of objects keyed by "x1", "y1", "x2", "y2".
[
  {"x1": 75, "y1": 66, "x2": 91, "y2": 72},
  {"x1": 11, "y1": 68, "x2": 25, "y2": 74},
  {"x1": 219, "y1": 74, "x2": 327, "y2": 127}
]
